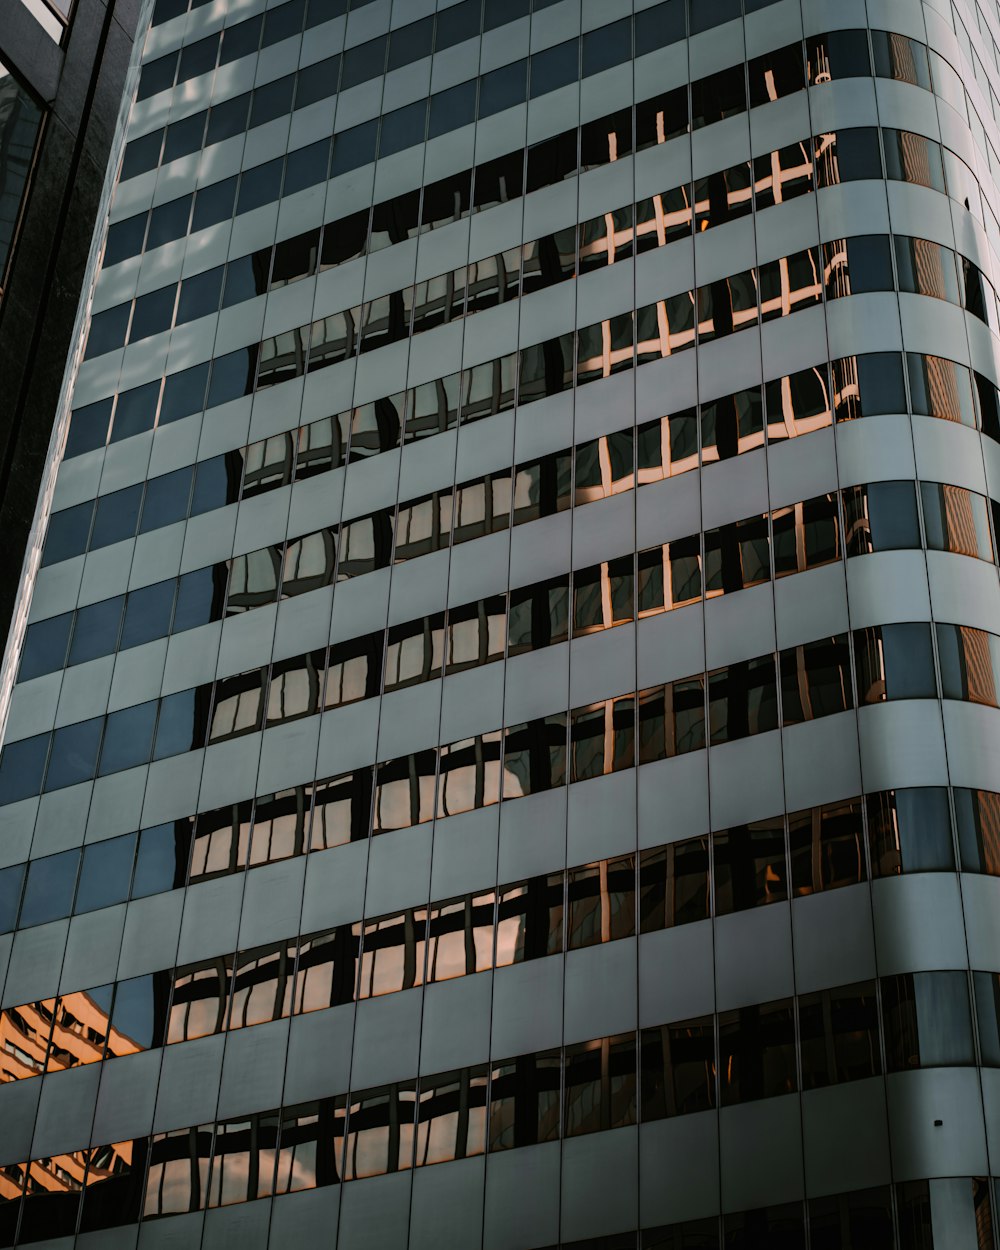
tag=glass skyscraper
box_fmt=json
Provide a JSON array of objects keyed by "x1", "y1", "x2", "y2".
[{"x1": 3, "y1": 0, "x2": 1000, "y2": 1245}]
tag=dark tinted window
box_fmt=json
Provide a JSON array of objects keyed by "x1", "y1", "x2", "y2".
[
  {"x1": 306, "y1": 0, "x2": 347, "y2": 25},
  {"x1": 85, "y1": 303, "x2": 130, "y2": 359},
  {"x1": 173, "y1": 565, "x2": 226, "y2": 631},
  {"x1": 484, "y1": 0, "x2": 526, "y2": 27},
  {"x1": 435, "y1": 0, "x2": 481, "y2": 50},
  {"x1": 330, "y1": 119, "x2": 378, "y2": 175},
  {"x1": 341, "y1": 35, "x2": 386, "y2": 89},
  {"x1": 479, "y1": 60, "x2": 527, "y2": 117},
  {"x1": 111, "y1": 380, "x2": 160, "y2": 442},
  {"x1": 75, "y1": 833, "x2": 137, "y2": 913},
  {"x1": 65, "y1": 398, "x2": 113, "y2": 458},
  {"x1": 284, "y1": 138, "x2": 331, "y2": 193},
  {"x1": 99, "y1": 701, "x2": 158, "y2": 776},
  {"x1": 42, "y1": 500, "x2": 93, "y2": 566},
  {"x1": 388, "y1": 16, "x2": 432, "y2": 69},
  {"x1": 635, "y1": 0, "x2": 685, "y2": 50},
  {"x1": 191, "y1": 453, "x2": 241, "y2": 515},
  {"x1": 163, "y1": 110, "x2": 207, "y2": 162},
  {"x1": 104, "y1": 213, "x2": 148, "y2": 265},
  {"x1": 208, "y1": 347, "x2": 259, "y2": 407},
  {"x1": 108, "y1": 974, "x2": 170, "y2": 1051},
  {"x1": 68, "y1": 596, "x2": 124, "y2": 666},
  {"x1": 219, "y1": 13, "x2": 262, "y2": 63},
  {"x1": 379, "y1": 101, "x2": 427, "y2": 157},
  {"x1": 138, "y1": 467, "x2": 192, "y2": 535},
  {"x1": 137, "y1": 52, "x2": 177, "y2": 100},
  {"x1": 206, "y1": 92, "x2": 250, "y2": 145},
  {"x1": 176, "y1": 265, "x2": 224, "y2": 324},
  {"x1": 807, "y1": 29, "x2": 872, "y2": 82},
  {"x1": 429, "y1": 80, "x2": 477, "y2": 137},
  {"x1": 295, "y1": 55, "x2": 341, "y2": 110},
  {"x1": 0, "y1": 733, "x2": 49, "y2": 805},
  {"x1": 689, "y1": 0, "x2": 739, "y2": 34},
  {"x1": 20, "y1": 849, "x2": 79, "y2": 926},
  {"x1": 132, "y1": 822, "x2": 191, "y2": 898},
  {"x1": 121, "y1": 579, "x2": 176, "y2": 650},
  {"x1": 582, "y1": 17, "x2": 631, "y2": 76},
  {"x1": 262, "y1": 0, "x2": 305, "y2": 45},
  {"x1": 153, "y1": 688, "x2": 207, "y2": 759},
  {"x1": 90, "y1": 484, "x2": 143, "y2": 550},
  {"x1": 530, "y1": 40, "x2": 578, "y2": 98},
  {"x1": 178, "y1": 33, "x2": 218, "y2": 81},
  {"x1": 0, "y1": 863, "x2": 25, "y2": 933},
  {"x1": 250, "y1": 74, "x2": 295, "y2": 128},
  {"x1": 129, "y1": 284, "x2": 176, "y2": 344},
  {"x1": 192, "y1": 175, "x2": 238, "y2": 231},
  {"x1": 236, "y1": 157, "x2": 283, "y2": 214},
  {"x1": 160, "y1": 361, "x2": 210, "y2": 426},
  {"x1": 19, "y1": 613, "x2": 73, "y2": 682},
  {"x1": 121, "y1": 129, "x2": 163, "y2": 180}
]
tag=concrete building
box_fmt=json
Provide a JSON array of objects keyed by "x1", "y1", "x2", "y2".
[
  {"x1": 0, "y1": 0, "x2": 140, "y2": 655},
  {"x1": 1, "y1": 0, "x2": 1000, "y2": 1246}
]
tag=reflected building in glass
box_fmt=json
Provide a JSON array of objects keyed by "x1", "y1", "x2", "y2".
[{"x1": 3, "y1": 0, "x2": 1000, "y2": 1246}]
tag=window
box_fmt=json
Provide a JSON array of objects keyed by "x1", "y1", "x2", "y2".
[
  {"x1": 207, "y1": 1112, "x2": 279, "y2": 1207},
  {"x1": 807, "y1": 30, "x2": 872, "y2": 84},
  {"x1": 293, "y1": 926, "x2": 360, "y2": 1013},
  {"x1": 718, "y1": 999, "x2": 797, "y2": 1104},
  {"x1": 704, "y1": 517, "x2": 769, "y2": 595},
  {"x1": 842, "y1": 481, "x2": 920, "y2": 555},
  {"x1": 227, "y1": 942, "x2": 295, "y2": 1030},
  {"x1": 853, "y1": 623, "x2": 937, "y2": 702},
  {"x1": 343, "y1": 1084, "x2": 416, "y2": 1179},
  {"x1": 415, "y1": 1067, "x2": 488, "y2": 1165},
  {"x1": 167, "y1": 959, "x2": 232, "y2": 1043},
  {"x1": 79, "y1": 1139, "x2": 149, "y2": 1232},
  {"x1": 908, "y1": 353, "x2": 977, "y2": 425},
  {"x1": 713, "y1": 819, "x2": 787, "y2": 915},
  {"x1": 566, "y1": 856, "x2": 635, "y2": 948},
  {"x1": 823, "y1": 234, "x2": 893, "y2": 300},
  {"x1": 779, "y1": 634, "x2": 853, "y2": 725},
  {"x1": 425, "y1": 894, "x2": 494, "y2": 982},
  {"x1": 921, "y1": 482, "x2": 993, "y2": 561},
  {"x1": 488, "y1": 1050, "x2": 561, "y2": 1150},
  {"x1": 707, "y1": 656, "x2": 778, "y2": 743},
  {"x1": 372, "y1": 752, "x2": 437, "y2": 834},
  {"x1": 937, "y1": 624, "x2": 1000, "y2": 708},
  {"x1": 570, "y1": 697, "x2": 635, "y2": 780},
  {"x1": 502, "y1": 715, "x2": 567, "y2": 798},
  {"x1": 0, "y1": 55, "x2": 44, "y2": 293},
  {"x1": 639, "y1": 839, "x2": 710, "y2": 931},
  {"x1": 798, "y1": 981, "x2": 880, "y2": 1087},
  {"x1": 771, "y1": 493, "x2": 840, "y2": 574},
  {"x1": 495, "y1": 874, "x2": 564, "y2": 965},
  {"x1": 274, "y1": 1099, "x2": 345, "y2": 1191},
  {"x1": 143, "y1": 1126, "x2": 213, "y2": 1216},
  {"x1": 563, "y1": 1033, "x2": 636, "y2": 1136},
  {"x1": 955, "y1": 788, "x2": 1000, "y2": 875},
  {"x1": 881, "y1": 971, "x2": 975, "y2": 1069},
  {"x1": 641, "y1": 1017, "x2": 716, "y2": 1119},
  {"x1": 883, "y1": 128, "x2": 946, "y2": 193},
  {"x1": 788, "y1": 799, "x2": 866, "y2": 894},
  {"x1": 358, "y1": 910, "x2": 427, "y2": 998},
  {"x1": 894, "y1": 235, "x2": 960, "y2": 304}
]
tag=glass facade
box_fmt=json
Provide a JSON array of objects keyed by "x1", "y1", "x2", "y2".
[{"x1": 3, "y1": 0, "x2": 1000, "y2": 1245}]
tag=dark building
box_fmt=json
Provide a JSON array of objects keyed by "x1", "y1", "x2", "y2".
[
  {"x1": 0, "y1": 0, "x2": 141, "y2": 648},
  {"x1": 5, "y1": 0, "x2": 1000, "y2": 1248}
]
